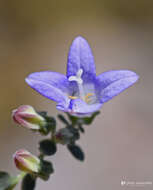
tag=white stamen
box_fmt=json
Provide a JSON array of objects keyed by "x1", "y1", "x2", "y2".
[
  {"x1": 68, "y1": 76, "x2": 78, "y2": 82},
  {"x1": 77, "y1": 69, "x2": 83, "y2": 78},
  {"x1": 68, "y1": 69, "x2": 85, "y2": 100},
  {"x1": 68, "y1": 69, "x2": 96, "y2": 104},
  {"x1": 68, "y1": 69, "x2": 83, "y2": 84}
]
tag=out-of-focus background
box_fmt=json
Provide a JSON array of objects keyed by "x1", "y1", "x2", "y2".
[{"x1": 0, "y1": 0, "x2": 153, "y2": 189}]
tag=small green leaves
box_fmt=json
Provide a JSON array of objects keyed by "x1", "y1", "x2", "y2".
[
  {"x1": 21, "y1": 174, "x2": 36, "y2": 190},
  {"x1": 66, "y1": 114, "x2": 78, "y2": 125},
  {"x1": 0, "y1": 172, "x2": 18, "y2": 190},
  {"x1": 78, "y1": 124, "x2": 85, "y2": 133},
  {"x1": 39, "y1": 160, "x2": 54, "y2": 181},
  {"x1": 67, "y1": 144, "x2": 85, "y2": 161},
  {"x1": 37, "y1": 111, "x2": 47, "y2": 117},
  {"x1": 0, "y1": 172, "x2": 12, "y2": 190},
  {"x1": 38, "y1": 113, "x2": 56, "y2": 135},
  {"x1": 58, "y1": 114, "x2": 70, "y2": 125},
  {"x1": 39, "y1": 140, "x2": 57, "y2": 156}
]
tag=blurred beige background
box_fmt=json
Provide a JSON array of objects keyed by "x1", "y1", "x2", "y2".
[{"x1": 0, "y1": 0, "x2": 153, "y2": 189}]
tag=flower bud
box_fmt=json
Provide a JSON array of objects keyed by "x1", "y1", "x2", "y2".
[
  {"x1": 12, "y1": 105, "x2": 46, "y2": 130},
  {"x1": 13, "y1": 149, "x2": 40, "y2": 174}
]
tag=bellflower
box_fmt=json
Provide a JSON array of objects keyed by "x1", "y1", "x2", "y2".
[{"x1": 25, "y1": 36, "x2": 139, "y2": 116}]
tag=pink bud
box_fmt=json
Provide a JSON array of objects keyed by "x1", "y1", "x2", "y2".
[
  {"x1": 13, "y1": 149, "x2": 40, "y2": 173},
  {"x1": 12, "y1": 105, "x2": 45, "y2": 130}
]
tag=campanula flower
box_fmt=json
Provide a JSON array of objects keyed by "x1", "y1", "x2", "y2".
[
  {"x1": 12, "y1": 105, "x2": 46, "y2": 130},
  {"x1": 25, "y1": 36, "x2": 139, "y2": 116},
  {"x1": 13, "y1": 149, "x2": 40, "y2": 174}
]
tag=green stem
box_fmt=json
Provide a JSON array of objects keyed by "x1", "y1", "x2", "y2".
[
  {"x1": 16, "y1": 172, "x2": 26, "y2": 181},
  {"x1": 10, "y1": 172, "x2": 26, "y2": 189}
]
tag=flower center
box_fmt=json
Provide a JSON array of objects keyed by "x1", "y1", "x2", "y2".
[{"x1": 68, "y1": 69, "x2": 95, "y2": 104}]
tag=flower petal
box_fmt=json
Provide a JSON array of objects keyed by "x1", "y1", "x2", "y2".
[
  {"x1": 67, "y1": 36, "x2": 96, "y2": 78},
  {"x1": 61, "y1": 99, "x2": 102, "y2": 116},
  {"x1": 97, "y1": 70, "x2": 139, "y2": 103},
  {"x1": 25, "y1": 71, "x2": 70, "y2": 106}
]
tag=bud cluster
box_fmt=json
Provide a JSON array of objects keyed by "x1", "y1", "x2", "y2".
[{"x1": 0, "y1": 105, "x2": 99, "y2": 190}]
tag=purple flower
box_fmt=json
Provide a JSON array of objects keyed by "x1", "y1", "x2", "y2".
[{"x1": 25, "y1": 36, "x2": 139, "y2": 116}]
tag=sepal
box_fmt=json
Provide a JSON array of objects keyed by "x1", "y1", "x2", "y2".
[
  {"x1": 38, "y1": 160, "x2": 54, "y2": 181},
  {"x1": 67, "y1": 111, "x2": 100, "y2": 125},
  {"x1": 38, "y1": 113, "x2": 56, "y2": 135}
]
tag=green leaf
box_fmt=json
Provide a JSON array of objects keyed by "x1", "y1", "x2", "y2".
[
  {"x1": 45, "y1": 116, "x2": 56, "y2": 129},
  {"x1": 39, "y1": 139, "x2": 57, "y2": 156},
  {"x1": 39, "y1": 116, "x2": 56, "y2": 135},
  {"x1": 0, "y1": 172, "x2": 17, "y2": 190},
  {"x1": 37, "y1": 111, "x2": 47, "y2": 117},
  {"x1": 67, "y1": 144, "x2": 85, "y2": 161},
  {"x1": 58, "y1": 114, "x2": 70, "y2": 125},
  {"x1": 0, "y1": 172, "x2": 11, "y2": 190},
  {"x1": 67, "y1": 126, "x2": 80, "y2": 142},
  {"x1": 39, "y1": 160, "x2": 54, "y2": 181},
  {"x1": 21, "y1": 174, "x2": 36, "y2": 190},
  {"x1": 78, "y1": 124, "x2": 85, "y2": 133},
  {"x1": 66, "y1": 114, "x2": 78, "y2": 125}
]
